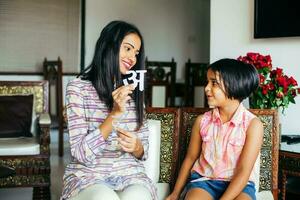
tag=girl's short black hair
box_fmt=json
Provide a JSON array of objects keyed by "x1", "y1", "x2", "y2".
[
  {"x1": 208, "y1": 58, "x2": 259, "y2": 102},
  {"x1": 80, "y1": 20, "x2": 145, "y2": 128}
]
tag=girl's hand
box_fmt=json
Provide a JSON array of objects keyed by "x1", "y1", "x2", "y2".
[
  {"x1": 165, "y1": 192, "x2": 179, "y2": 200},
  {"x1": 111, "y1": 84, "x2": 135, "y2": 115},
  {"x1": 116, "y1": 127, "x2": 141, "y2": 153}
]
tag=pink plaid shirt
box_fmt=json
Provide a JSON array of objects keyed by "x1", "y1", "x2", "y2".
[{"x1": 192, "y1": 104, "x2": 258, "y2": 183}]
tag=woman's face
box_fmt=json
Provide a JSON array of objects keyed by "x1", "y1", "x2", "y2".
[{"x1": 119, "y1": 33, "x2": 141, "y2": 75}]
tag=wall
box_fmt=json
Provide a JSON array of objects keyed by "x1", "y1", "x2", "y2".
[
  {"x1": 85, "y1": 0, "x2": 210, "y2": 81},
  {"x1": 1, "y1": 0, "x2": 210, "y2": 108},
  {"x1": 0, "y1": 0, "x2": 80, "y2": 73},
  {"x1": 210, "y1": 0, "x2": 300, "y2": 134}
]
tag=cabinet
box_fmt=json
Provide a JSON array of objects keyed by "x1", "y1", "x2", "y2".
[{"x1": 279, "y1": 142, "x2": 300, "y2": 200}]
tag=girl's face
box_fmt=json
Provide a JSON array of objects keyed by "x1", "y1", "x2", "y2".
[
  {"x1": 119, "y1": 33, "x2": 141, "y2": 75},
  {"x1": 205, "y1": 69, "x2": 227, "y2": 107}
]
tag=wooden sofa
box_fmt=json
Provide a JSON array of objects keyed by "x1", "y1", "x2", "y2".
[
  {"x1": 0, "y1": 81, "x2": 51, "y2": 200},
  {"x1": 146, "y1": 107, "x2": 279, "y2": 200}
]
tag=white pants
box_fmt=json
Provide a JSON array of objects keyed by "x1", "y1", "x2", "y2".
[{"x1": 69, "y1": 184, "x2": 152, "y2": 200}]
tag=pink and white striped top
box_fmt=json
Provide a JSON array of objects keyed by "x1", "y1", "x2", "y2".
[
  {"x1": 61, "y1": 78, "x2": 157, "y2": 199},
  {"x1": 191, "y1": 104, "x2": 258, "y2": 183}
]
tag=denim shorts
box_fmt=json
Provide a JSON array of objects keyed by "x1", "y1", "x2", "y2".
[{"x1": 185, "y1": 172, "x2": 256, "y2": 200}]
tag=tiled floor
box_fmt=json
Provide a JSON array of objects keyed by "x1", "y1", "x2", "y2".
[{"x1": 0, "y1": 129, "x2": 71, "y2": 200}]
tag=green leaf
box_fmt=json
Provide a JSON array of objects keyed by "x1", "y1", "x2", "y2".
[{"x1": 290, "y1": 98, "x2": 295, "y2": 104}]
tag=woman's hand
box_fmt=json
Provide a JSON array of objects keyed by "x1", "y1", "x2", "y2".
[
  {"x1": 165, "y1": 192, "x2": 179, "y2": 200},
  {"x1": 111, "y1": 84, "x2": 135, "y2": 116},
  {"x1": 116, "y1": 127, "x2": 141, "y2": 153}
]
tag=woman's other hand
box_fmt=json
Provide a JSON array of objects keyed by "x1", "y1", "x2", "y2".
[
  {"x1": 116, "y1": 127, "x2": 141, "y2": 153},
  {"x1": 112, "y1": 84, "x2": 135, "y2": 115}
]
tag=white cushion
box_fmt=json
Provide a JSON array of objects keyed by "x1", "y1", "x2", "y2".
[
  {"x1": 143, "y1": 120, "x2": 170, "y2": 200},
  {"x1": 39, "y1": 113, "x2": 51, "y2": 125},
  {"x1": 254, "y1": 153, "x2": 261, "y2": 193},
  {"x1": 143, "y1": 119, "x2": 161, "y2": 183},
  {"x1": 0, "y1": 137, "x2": 40, "y2": 155},
  {"x1": 156, "y1": 183, "x2": 170, "y2": 200},
  {"x1": 246, "y1": 153, "x2": 273, "y2": 200},
  {"x1": 254, "y1": 154, "x2": 274, "y2": 199},
  {"x1": 257, "y1": 191, "x2": 274, "y2": 200},
  {"x1": 30, "y1": 102, "x2": 37, "y2": 136}
]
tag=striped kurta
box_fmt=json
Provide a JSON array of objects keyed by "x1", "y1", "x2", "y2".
[
  {"x1": 61, "y1": 78, "x2": 157, "y2": 200},
  {"x1": 191, "y1": 104, "x2": 259, "y2": 183}
]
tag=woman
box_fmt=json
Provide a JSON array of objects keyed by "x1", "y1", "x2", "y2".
[{"x1": 61, "y1": 20, "x2": 157, "y2": 200}]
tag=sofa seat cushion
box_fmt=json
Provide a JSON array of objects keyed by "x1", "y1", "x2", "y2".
[
  {"x1": 156, "y1": 183, "x2": 170, "y2": 200},
  {"x1": 0, "y1": 137, "x2": 40, "y2": 155},
  {"x1": 257, "y1": 191, "x2": 274, "y2": 200}
]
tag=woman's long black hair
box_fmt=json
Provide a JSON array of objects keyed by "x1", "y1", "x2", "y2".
[{"x1": 80, "y1": 20, "x2": 145, "y2": 129}]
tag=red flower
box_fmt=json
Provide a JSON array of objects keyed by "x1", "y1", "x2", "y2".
[
  {"x1": 289, "y1": 76, "x2": 298, "y2": 86},
  {"x1": 270, "y1": 68, "x2": 283, "y2": 78},
  {"x1": 238, "y1": 52, "x2": 272, "y2": 72},
  {"x1": 268, "y1": 83, "x2": 275, "y2": 90},
  {"x1": 291, "y1": 89, "x2": 297, "y2": 97},
  {"x1": 276, "y1": 91, "x2": 284, "y2": 98},
  {"x1": 262, "y1": 85, "x2": 268, "y2": 95},
  {"x1": 277, "y1": 76, "x2": 288, "y2": 88},
  {"x1": 259, "y1": 74, "x2": 265, "y2": 84}
]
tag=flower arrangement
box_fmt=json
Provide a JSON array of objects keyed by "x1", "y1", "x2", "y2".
[{"x1": 237, "y1": 52, "x2": 299, "y2": 113}]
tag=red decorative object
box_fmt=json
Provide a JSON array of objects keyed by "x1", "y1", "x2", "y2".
[{"x1": 238, "y1": 52, "x2": 298, "y2": 113}]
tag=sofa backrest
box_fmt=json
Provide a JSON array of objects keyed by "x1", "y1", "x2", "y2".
[
  {"x1": 146, "y1": 107, "x2": 180, "y2": 190},
  {"x1": 0, "y1": 81, "x2": 49, "y2": 137},
  {"x1": 250, "y1": 109, "x2": 279, "y2": 199}
]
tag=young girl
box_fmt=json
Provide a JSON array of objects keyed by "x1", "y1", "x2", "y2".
[{"x1": 166, "y1": 58, "x2": 263, "y2": 200}]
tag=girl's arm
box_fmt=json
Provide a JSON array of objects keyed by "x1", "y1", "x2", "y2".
[
  {"x1": 220, "y1": 117, "x2": 263, "y2": 200},
  {"x1": 166, "y1": 115, "x2": 203, "y2": 200}
]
